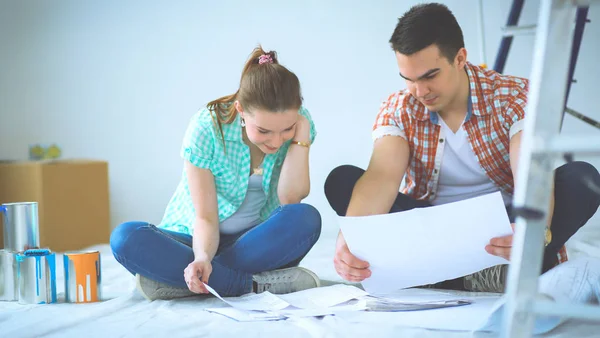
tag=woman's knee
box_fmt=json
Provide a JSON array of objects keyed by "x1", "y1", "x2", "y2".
[
  {"x1": 283, "y1": 203, "x2": 322, "y2": 241},
  {"x1": 302, "y1": 203, "x2": 322, "y2": 236},
  {"x1": 109, "y1": 221, "x2": 149, "y2": 257}
]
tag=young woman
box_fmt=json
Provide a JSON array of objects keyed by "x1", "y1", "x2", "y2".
[{"x1": 110, "y1": 46, "x2": 322, "y2": 300}]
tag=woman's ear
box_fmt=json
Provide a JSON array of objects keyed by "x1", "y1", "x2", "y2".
[{"x1": 234, "y1": 100, "x2": 243, "y2": 114}]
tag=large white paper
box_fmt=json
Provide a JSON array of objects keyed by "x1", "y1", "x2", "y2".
[
  {"x1": 278, "y1": 284, "x2": 368, "y2": 309},
  {"x1": 338, "y1": 192, "x2": 512, "y2": 294},
  {"x1": 203, "y1": 283, "x2": 290, "y2": 311},
  {"x1": 203, "y1": 284, "x2": 370, "y2": 321},
  {"x1": 366, "y1": 287, "x2": 466, "y2": 303},
  {"x1": 334, "y1": 296, "x2": 501, "y2": 331},
  {"x1": 203, "y1": 283, "x2": 369, "y2": 314},
  {"x1": 205, "y1": 307, "x2": 285, "y2": 322},
  {"x1": 364, "y1": 288, "x2": 473, "y2": 311},
  {"x1": 276, "y1": 299, "x2": 368, "y2": 317}
]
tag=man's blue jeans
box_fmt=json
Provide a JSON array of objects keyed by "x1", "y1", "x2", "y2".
[{"x1": 110, "y1": 203, "x2": 321, "y2": 296}]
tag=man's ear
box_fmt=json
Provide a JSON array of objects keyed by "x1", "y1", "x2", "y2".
[{"x1": 455, "y1": 47, "x2": 468, "y2": 68}]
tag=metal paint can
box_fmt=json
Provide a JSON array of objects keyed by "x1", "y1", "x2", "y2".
[
  {"x1": 64, "y1": 251, "x2": 102, "y2": 303},
  {"x1": 16, "y1": 249, "x2": 57, "y2": 304},
  {"x1": 0, "y1": 250, "x2": 18, "y2": 301},
  {"x1": 1, "y1": 202, "x2": 40, "y2": 252}
]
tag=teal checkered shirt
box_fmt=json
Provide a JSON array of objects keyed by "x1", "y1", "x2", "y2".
[{"x1": 158, "y1": 106, "x2": 316, "y2": 235}]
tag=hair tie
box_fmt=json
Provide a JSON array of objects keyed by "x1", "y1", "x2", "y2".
[{"x1": 258, "y1": 54, "x2": 273, "y2": 64}]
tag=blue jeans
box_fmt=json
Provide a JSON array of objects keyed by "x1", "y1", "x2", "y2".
[{"x1": 110, "y1": 203, "x2": 322, "y2": 296}]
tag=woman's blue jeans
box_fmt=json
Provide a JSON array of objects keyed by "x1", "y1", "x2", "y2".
[{"x1": 110, "y1": 203, "x2": 322, "y2": 296}]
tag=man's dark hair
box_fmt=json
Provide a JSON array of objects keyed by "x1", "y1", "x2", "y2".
[{"x1": 389, "y1": 3, "x2": 465, "y2": 63}]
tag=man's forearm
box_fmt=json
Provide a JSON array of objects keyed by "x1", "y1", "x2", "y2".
[{"x1": 346, "y1": 170, "x2": 400, "y2": 217}]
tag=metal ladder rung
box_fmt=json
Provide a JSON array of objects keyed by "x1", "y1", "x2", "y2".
[
  {"x1": 573, "y1": 0, "x2": 600, "y2": 6},
  {"x1": 565, "y1": 107, "x2": 600, "y2": 129},
  {"x1": 503, "y1": 24, "x2": 537, "y2": 36},
  {"x1": 532, "y1": 300, "x2": 600, "y2": 321},
  {"x1": 532, "y1": 135, "x2": 600, "y2": 155}
]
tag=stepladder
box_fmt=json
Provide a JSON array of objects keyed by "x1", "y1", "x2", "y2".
[{"x1": 502, "y1": 1, "x2": 600, "y2": 338}]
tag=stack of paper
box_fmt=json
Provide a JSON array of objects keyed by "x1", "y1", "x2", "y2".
[
  {"x1": 203, "y1": 283, "x2": 477, "y2": 322},
  {"x1": 204, "y1": 284, "x2": 369, "y2": 321},
  {"x1": 365, "y1": 296, "x2": 471, "y2": 312}
]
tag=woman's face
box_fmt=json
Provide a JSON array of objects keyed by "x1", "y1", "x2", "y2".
[{"x1": 236, "y1": 102, "x2": 299, "y2": 154}]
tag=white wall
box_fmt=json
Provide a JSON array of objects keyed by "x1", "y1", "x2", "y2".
[{"x1": 1, "y1": 0, "x2": 599, "y2": 245}]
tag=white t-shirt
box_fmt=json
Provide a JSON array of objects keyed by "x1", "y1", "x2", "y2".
[{"x1": 431, "y1": 114, "x2": 513, "y2": 206}]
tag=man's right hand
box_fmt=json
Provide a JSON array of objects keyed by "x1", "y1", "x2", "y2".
[
  {"x1": 334, "y1": 232, "x2": 371, "y2": 282},
  {"x1": 184, "y1": 256, "x2": 212, "y2": 294}
]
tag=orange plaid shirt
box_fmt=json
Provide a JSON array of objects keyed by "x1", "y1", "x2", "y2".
[{"x1": 372, "y1": 62, "x2": 567, "y2": 264}]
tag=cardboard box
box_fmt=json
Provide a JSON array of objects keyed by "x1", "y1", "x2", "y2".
[{"x1": 0, "y1": 160, "x2": 110, "y2": 252}]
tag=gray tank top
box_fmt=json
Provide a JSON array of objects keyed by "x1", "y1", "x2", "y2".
[{"x1": 219, "y1": 173, "x2": 266, "y2": 234}]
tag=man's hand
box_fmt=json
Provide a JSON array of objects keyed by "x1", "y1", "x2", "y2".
[
  {"x1": 485, "y1": 224, "x2": 515, "y2": 261},
  {"x1": 334, "y1": 232, "x2": 371, "y2": 282}
]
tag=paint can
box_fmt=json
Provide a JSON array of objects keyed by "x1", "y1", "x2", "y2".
[
  {"x1": 0, "y1": 250, "x2": 18, "y2": 301},
  {"x1": 1, "y1": 202, "x2": 40, "y2": 252},
  {"x1": 64, "y1": 251, "x2": 102, "y2": 303},
  {"x1": 16, "y1": 249, "x2": 57, "y2": 304}
]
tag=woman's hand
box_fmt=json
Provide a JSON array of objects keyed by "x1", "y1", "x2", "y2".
[
  {"x1": 293, "y1": 114, "x2": 311, "y2": 142},
  {"x1": 183, "y1": 256, "x2": 212, "y2": 294}
]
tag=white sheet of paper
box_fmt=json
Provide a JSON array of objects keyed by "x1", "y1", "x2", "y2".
[
  {"x1": 338, "y1": 192, "x2": 512, "y2": 294},
  {"x1": 278, "y1": 284, "x2": 368, "y2": 309},
  {"x1": 276, "y1": 299, "x2": 368, "y2": 317},
  {"x1": 204, "y1": 283, "x2": 290, "y2": 311},
  {"x1": 205, "y1": 307, "x2": 285, "y2": 322},
  {"x1": 538, "y1": 256, "x2": 600, "y2": 303},
  {"x1": 366, "y1": 287, "x2": 466, "y2": 303},
  {"x1": 334, "y1": 296, "x2": 501, "y2": 331},
  {"x1": 478, "y1": 257, "x2": 600, "y2": 335}
]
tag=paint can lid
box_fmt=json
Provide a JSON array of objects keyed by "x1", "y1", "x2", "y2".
[{"x1": 23, "y1": 248, "x2": 52, "y2": 256}]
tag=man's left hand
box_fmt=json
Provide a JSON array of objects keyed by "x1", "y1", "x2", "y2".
[{"x1": 486, "y1": 223, "x2": 515, "y2": 261}]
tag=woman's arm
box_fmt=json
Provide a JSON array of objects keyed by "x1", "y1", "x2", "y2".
[
  {"x1": 277, "y1": 115, "x2": 312, "y2": 204},
  {"x1": 185, "y1": 160, "x2": 220, "y2": 261}
]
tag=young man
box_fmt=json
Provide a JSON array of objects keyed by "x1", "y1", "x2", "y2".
[{"x1": 325, "y1": 3, "x2": 600, "y2": 292}]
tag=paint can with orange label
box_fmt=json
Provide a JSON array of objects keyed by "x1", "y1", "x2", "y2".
[{"x1": 63, "y1": 251, "x2": 102, "y2": 303}]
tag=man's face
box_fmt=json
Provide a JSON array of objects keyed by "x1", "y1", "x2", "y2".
[{"x1": 395, "y1": 44, "x2": 464, "y2": 112}]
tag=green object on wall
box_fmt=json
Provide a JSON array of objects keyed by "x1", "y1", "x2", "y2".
[{"x1": 29, "y1": 144, "x2": 62, "y2": 160}]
